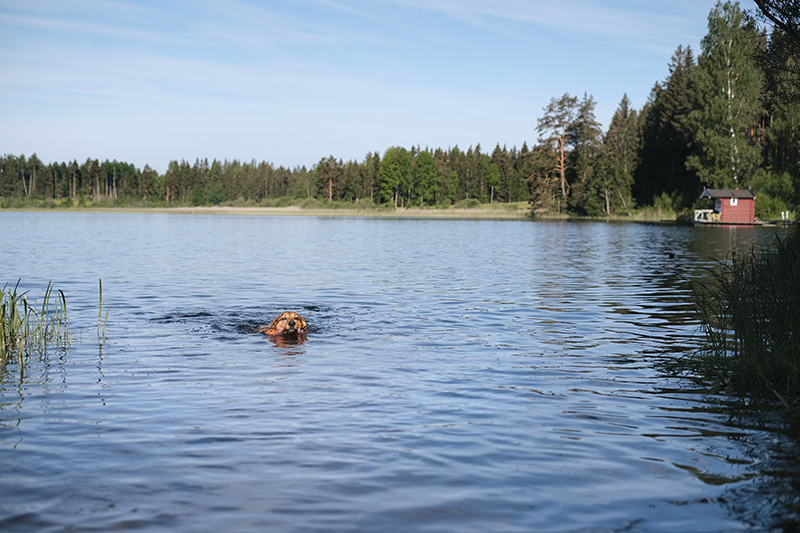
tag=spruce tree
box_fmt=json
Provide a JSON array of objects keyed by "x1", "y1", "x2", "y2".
[
  {"x1": 379, "y1": 148, "x2": 399, "y2": 205},
  {"x1": 634, "y1": 46, "x2": 698, "y2": 205},
  {"x1": 490, "y1": 144, "x2": 511, "y2": 202},
  {"x1": 568, "y1": 93, "x2": 603, "y2": 213},
  {"x1": 413, "y1": 150, "x2": 436, "y2": 206},
  {"x1": 602, "y1": 94, "x2": 640, "y2": 215}
]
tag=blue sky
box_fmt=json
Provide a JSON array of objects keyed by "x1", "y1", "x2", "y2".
[{"x1": 1, "y1": 0, "x2": 722, "y2": 172}]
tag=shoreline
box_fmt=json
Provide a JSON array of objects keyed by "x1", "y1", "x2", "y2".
[
  {"x1": 154, "y1": 205, "x2": 534, "y2": 219},
  {"x1": 6, "y1": 204, "x2": 755, "y2": 223},
  {"x1": 1, "y1": 204, "x2": 538, "y2": 219}
]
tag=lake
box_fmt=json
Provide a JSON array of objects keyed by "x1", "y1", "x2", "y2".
[{"x1": 0, "y1": 211, "x2": 797, "y2": 532}]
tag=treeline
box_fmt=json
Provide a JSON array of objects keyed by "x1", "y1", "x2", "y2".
[
  {"x1": 0, "y1": 145, "x2": 538, "y2": 209},
  {"x1": 1, "y1": 1, "x2": 798, "y2": 218}
]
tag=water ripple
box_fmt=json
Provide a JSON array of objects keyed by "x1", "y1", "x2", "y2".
[{"x1": 0, "y1": 213, "x2": 796, "y2": 532}]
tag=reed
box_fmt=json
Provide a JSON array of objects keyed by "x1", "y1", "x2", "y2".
[
  {"x1": 98, "y1": 278, "x2": 109, "y2": 338},
  {"x1": 0, "y1": 280, "x2": 70, "y2": 363},
  {"x1": 690, "y1": 229, "x2": 800, "y2": 413}
]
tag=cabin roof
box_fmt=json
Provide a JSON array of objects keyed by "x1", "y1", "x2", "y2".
[{"x1": 699, "y1": 188, "x2": 755, "y2": 200}]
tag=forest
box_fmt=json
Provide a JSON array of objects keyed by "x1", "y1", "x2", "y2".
[{"x1": 1, "y1": 1, "x2": 798, "y2": 220}]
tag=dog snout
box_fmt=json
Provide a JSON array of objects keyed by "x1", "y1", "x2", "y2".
[{"x1": 288, "y1": 320, "x2": 296, "y2": 328}]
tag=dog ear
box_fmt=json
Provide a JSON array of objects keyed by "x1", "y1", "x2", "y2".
[
  {"x1": 298, "y1": 315, "x2": 308, "y2": 331},
  {"x1": 268, "y1": 313, "x2": 286, "y2": 329}
]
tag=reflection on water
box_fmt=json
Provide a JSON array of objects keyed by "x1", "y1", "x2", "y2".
[
  {"x1": 263, "y1": 331, "x2": 308, "y2": 349},
  {"x1": 0, "y1": 212, "x2": 797, "y2": 532}
]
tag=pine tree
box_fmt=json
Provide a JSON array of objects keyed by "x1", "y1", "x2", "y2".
[
  {"x1": 753, "y1": 0, "x2": 800, "y2": 73},
  {"x1": 537, "y1": 93, "x2": 579, "y2": 210},
  {"x1": 315, "y1": 156, "x2": 343, "y2": 201},
  {"x1": 760, "y1": 27, "x2": 800, "y2": 206}
]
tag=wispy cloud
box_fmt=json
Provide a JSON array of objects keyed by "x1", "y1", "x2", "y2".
[
  {"x1": 0, "y1": 0, "x2": 717, "y2": 169},
  {"x1": 313, "y1": 0, "x2": 705, "y2": 51}
]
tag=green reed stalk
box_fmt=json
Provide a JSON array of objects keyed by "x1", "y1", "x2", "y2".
[
  {"x1": 691, "y1": 229, "x2": 800, "y2": 413},
  {"x1": 98, "y1": 278, "x2": 109, "y2": 338},
  {"x1": 58, "y1": 289, "x2": 68, "y2": 345},
  {"x1": 98, "y1": 278, "x2": 102, "y2": 334},
  {"x1": 0, "y1": 280, "x2": 71, "y2": 363}
]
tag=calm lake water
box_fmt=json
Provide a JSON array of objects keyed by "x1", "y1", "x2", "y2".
[{"x1": 1, "y1": 211, "x2": 798, "y2": 532}]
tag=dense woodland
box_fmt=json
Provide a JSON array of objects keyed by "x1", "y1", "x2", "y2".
[{"x1": 1, "y1": 1, "x2": 799, "y2": 219}]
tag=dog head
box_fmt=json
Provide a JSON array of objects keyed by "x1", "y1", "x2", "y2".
[{"x1": 265, "y1": 311, "x2": 308, "y2": 335}]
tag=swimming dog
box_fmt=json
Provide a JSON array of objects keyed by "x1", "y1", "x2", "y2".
[{"x1": 257, "y1": 311, "x2": 308, "y2": 337}]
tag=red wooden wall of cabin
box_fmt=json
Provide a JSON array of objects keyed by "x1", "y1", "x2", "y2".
[{"x1": 720, "y1": 198, "x2": 755, "y2": 224}]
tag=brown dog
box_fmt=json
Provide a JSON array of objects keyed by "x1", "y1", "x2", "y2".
[{"x1": 257, "y1": 311, "x2": 308, "y2": 336}]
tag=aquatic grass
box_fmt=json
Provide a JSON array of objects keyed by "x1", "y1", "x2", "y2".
[
  {"x1": 690, "y1": 229, "x2": 800, "y2": 413},
  {"x1": 0, "y1": 280, "x2": 70, "y2": 363},
  {"x1": 98, "y1": 278, "x2": 109, "y2": 339}
]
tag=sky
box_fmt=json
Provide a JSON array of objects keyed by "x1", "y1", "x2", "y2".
[{"x1": 1, "y1": 0, "x2": 724, "y2": 173}]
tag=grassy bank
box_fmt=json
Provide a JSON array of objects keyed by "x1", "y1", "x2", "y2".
[
  {"x1": 0, "y1": 195, "x2": 687, "y2": 221},
  {"x1": 151, "y1": 202, "x2": 534, "y2": 219},
  {"x1": 0, "y1": 196, "x2": 533, "y2": 218},
  {"x1": 690, "y1": 228, "x2": 800, "y2": 416}
]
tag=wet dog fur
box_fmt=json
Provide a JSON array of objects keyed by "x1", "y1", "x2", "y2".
[{"x1": 257, "y1": 311, "x2": 308, "y2": 337}]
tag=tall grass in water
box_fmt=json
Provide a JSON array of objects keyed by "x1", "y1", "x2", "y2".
[
  {"x1": 692, "y1": 229, "x2": 800, "y2": 412},
  {"x1": 0, "y1": 280, "x2": 70, "y2": 363},
  {"x1": 98, "y1": 278, "x2": 109, "y2": 339}
]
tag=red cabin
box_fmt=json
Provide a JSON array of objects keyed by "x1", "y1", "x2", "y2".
[{"x1": 695, "y1": 188, "x2": 755, "y2": 225}]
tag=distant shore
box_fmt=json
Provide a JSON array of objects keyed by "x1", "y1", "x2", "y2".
[
  {"x1": 0, "y1": 199, "x2": 714, "y2": 222},
  {"x1": 145, "y1": 205, "x2": 534, "y2": 219},
  {"x1": 8, "y1": 205, "x2": 795, "y2": 227},
  {"x1": 0, "y1": 204, "x2": 690, "y2": 222},
  {"x1": 0, "y1": 203, "x2": 537, "y2": 219}
]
